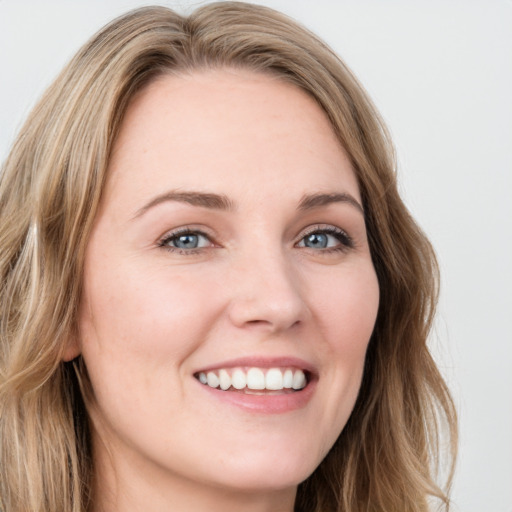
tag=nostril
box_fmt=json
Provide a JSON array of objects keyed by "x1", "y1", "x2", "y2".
[{"x1": 243, "y1": 318, "x2": 302, "y2": 331}]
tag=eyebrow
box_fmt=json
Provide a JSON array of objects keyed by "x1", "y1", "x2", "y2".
[
  {"x1": 133, "y1": 190, "x2": 235, "y2": 218},
  {"x1": 133, "y1": 189, "x2": 364, "y2": 219},
  {"x1": 297, "y1": 192, "x2": 364, "y2": 214}
]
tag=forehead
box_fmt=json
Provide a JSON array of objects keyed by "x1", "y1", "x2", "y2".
[{"x1": 104, "y1": 69, "x2": 360, "y2": 210}]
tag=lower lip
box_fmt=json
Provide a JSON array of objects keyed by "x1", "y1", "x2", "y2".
[{"x1": 197, "y1": 379, "x2": 317, "y2": 414}]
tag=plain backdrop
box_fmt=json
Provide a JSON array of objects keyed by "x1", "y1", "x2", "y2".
[{"x1": 1, "y1": 1, "x2": 511, "y2": 511}]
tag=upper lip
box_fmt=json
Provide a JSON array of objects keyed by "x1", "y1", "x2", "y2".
[{"x1": 193, "y1": 356, "x2": 318, "y2": 378}]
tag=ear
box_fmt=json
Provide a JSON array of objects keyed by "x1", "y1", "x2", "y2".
[{"x1": 62, "y1": 336, "x2": 81, "y2": 362}]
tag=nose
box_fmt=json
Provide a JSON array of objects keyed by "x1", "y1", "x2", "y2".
[{"x1": 226, "y1": 247, "x2": 309, "y2": 334}]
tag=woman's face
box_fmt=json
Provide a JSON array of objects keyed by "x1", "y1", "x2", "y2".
[{"x1": 77, "y1": 70, "x2": 379, "y2": 503}]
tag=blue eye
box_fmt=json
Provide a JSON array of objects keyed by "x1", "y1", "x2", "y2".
[
  {"x1": 160, "y1": 230, "x2": 211, "y2": 251},
  {"x1": 172, "y1": 233, "x2": 201, "y2": 249},
  {"x1": 303, "y1": 232, "x2": 330, "y2": 249},
  {"x1": 297, "y1": 227, "x2": 352, "y2": 251}
]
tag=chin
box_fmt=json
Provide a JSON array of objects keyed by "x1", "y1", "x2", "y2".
[
  {"x1": 197, "y1": 442, "x2": 323, "y2": 493},
  {"x1": 208, "y1": 467, "x2": 312, "y2": 494}
]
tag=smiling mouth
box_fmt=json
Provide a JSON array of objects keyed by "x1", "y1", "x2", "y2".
[{"x1": 195, "y1": 367, "x2": 308, "y2": 394}]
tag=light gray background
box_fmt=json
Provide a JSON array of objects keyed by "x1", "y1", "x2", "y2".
[{"x1": 1, "y1": 1, "x2": 511, "y2": 511}]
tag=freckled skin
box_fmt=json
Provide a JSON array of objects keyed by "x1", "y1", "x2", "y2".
[{"x1": 73, "y1": 70, "x2": 380, "y2": 512}]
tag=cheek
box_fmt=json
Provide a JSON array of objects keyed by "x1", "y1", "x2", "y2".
[
  {"x1": 314, "y1": 262, "x2": 379, "y2": 355},
  {"x1": 309, "y1": 263, "x2": 379, "y2": 417},
  {"x1": 77, "y1": 258, "x2": 222, "y2": 425},
  {"x1": 80, "y1": 258, "x2": 218, "y2": 357}
]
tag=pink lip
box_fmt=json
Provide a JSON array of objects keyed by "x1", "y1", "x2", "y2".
[
  {"x1": 197, "y1": 378, "x2": 317, "y2": 414},
  {"x1": 193, "y1": 355, "x2": 318, "y2": 414}
]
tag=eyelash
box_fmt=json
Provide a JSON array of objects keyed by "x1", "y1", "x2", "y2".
[
  {"x1": 158, "y1": 227, "x2": 213, "y2": 255},
  {"x1": 298, "y1": 225, "x2": 354, "y2": 253},
  {"x1": 158, "y1": 225, "x2": 354, "y2": 255}
]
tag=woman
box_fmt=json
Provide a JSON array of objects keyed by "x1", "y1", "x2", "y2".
[{"x1": 0, "y1": 3, "x2": 457, "y2": 511}]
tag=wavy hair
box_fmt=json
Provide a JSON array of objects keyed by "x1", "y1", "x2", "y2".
[{"x1": 0, "y1": 3, "x2": 457, "y2": 511}]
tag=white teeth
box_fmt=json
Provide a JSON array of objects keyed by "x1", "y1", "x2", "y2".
[
  {"x1": 283, "y1": 369, "x2": 293, "y2": 388},
  {"x1": 198, "y1": 367, "x2": 308, "y2": 392},
  {"x1": 265, "y1": 368, "x2": 283, "y2": 390},
  {"x1": 292, "y1": 369, "x2": 306, "y2": 390},
  {"x1": 219, "y1": 369, "x2": 231, "y2": 390},
  {"x1": 231, "y1": 369, "x2": 247, "y2": 390},
  {"x1": 206, "y1": 372, "x2": 219, "y2": 388},
  {"x1": 246, "y1": 368, "x2": 265, "y2": 390}
]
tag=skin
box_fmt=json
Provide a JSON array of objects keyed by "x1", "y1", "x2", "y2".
[{"x1": 71, "y1": 69, "x2": 380, "y2": 512}]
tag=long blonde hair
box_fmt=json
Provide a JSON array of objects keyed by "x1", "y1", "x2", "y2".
[{"x1": 0, "y1": 3, "x2": 457, "y2": 511}]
